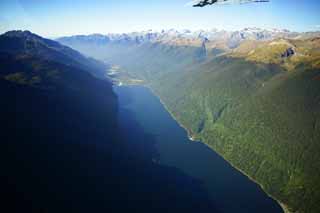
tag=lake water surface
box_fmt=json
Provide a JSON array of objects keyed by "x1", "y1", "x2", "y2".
[{"x1": 115, "y1": 85, "x2": 283, "y2": 213}]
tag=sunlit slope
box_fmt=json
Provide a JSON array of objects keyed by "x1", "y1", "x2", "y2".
[{"x1": 232, "y1": 37, "x2": 320, "y2": 70}]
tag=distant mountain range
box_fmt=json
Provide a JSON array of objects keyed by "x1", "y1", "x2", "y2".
[
  {"x1": 57, "y1": 28, "x2": 320, "y2": 72},
  {"x1": 58, "y1": 28, "x2": 320, "y2": 49}
]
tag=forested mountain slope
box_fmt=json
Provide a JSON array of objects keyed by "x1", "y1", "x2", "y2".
[
  {"x1": 155, "y1": 58, "x2": 320, "y2": 213},
  {"x1": 59, "y1": 32, "x2": 320, "y2": 213},
  {"x1": 0, "y1": 30, "x2": 108, "y2": 78}
]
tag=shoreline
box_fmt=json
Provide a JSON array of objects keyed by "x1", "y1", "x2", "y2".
[
  {"x1": 115, "y1": 83, "x2": 290, "y2": 213},
  {"x1": 145, "y1": 85, "x2": 290, "y2": 213}
]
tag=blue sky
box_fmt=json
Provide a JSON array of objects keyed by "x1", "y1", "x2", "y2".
[{"x1": 0, "y1": 0, "x2": 319, "y2": 37}]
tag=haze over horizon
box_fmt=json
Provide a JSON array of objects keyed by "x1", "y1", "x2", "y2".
[{"x1": 1, "y1": 0, "x2": 320, "y2": 37}]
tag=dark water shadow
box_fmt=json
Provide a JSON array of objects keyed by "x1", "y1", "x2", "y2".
[
  {"x1": 1, "y1": 79, "x2": 219, "y2": 213},
  {"x1": 115, "y1": 85, "x2": 284, "y2": 213},
  {"x1": 114, "y1": 85, "x2": 221, "y2": 213}
]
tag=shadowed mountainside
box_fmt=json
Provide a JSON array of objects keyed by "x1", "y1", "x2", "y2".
[{"x1": 0, "y1": 31, "x2": 218, "y2": 213}]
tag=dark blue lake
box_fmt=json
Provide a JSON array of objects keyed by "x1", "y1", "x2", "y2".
[{"x1": 115, "y1": 85, "x2": 283, "y2": 213}]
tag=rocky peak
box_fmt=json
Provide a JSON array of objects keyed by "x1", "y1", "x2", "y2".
[{"x1": 3, "y1": 30, "x2": 42, "y2": 41}]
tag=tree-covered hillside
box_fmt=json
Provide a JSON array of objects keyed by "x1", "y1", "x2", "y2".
[
  {"x1": 154, "y1": 58, "x2": 320, "y2": 213},
  {"x1": 59, "y1": 35, "x2": 320, "y2": 212}
]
